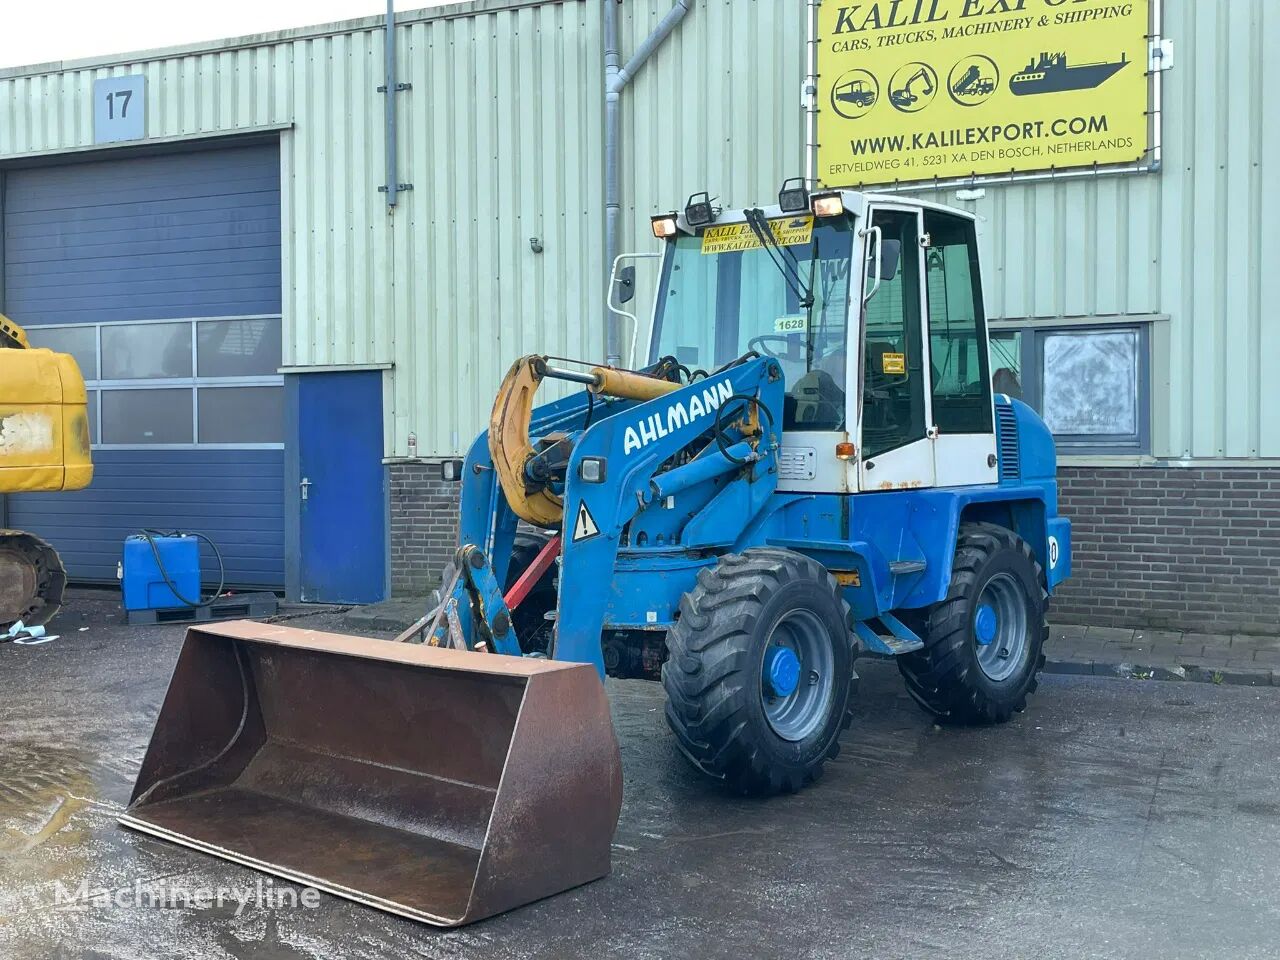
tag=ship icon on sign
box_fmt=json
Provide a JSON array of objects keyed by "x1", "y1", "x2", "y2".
[{"x1": 1009, "y1": 51, "x2": 1128, "y2": 96}]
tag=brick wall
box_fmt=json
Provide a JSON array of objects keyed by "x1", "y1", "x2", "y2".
[
  {"x1": 1054, "y1": 467, "x2": 1280, "y2": 635},
  {"x1": 387, "y1": 460, "x2": 1280, "y2": 635},
  {"x1": 388, "y1": 461, "x2": 460, "y2": 597}
]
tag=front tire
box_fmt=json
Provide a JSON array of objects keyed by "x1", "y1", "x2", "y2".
[
  {"x1": 662, "y1": 549, "x2": 855, "y2": 795},
  {"x1": 897, "y1": 522, "x2": 1047, "y2": 724}
]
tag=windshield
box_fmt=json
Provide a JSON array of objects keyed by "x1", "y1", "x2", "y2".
[{"x1": 648, "y1": 215, "x2": 855, "y2": 431}]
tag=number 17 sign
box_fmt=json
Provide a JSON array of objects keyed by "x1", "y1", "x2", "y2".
[{"x1": 94, "y1": 74, "x2": 146, "y2": 144}]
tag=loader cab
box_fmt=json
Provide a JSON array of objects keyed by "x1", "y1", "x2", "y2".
[{"x1": 644, "y1": 190, "x2": 997, "y2": 494}]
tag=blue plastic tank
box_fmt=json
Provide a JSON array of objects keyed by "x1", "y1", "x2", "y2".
[{"x1": 121, "y1": 535, "x2": 201, "y2": 611}]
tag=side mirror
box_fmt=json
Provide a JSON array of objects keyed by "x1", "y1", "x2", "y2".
[
  {"x1": 616, "y1": 264, "x2": 636, "y2": 304},
  {"x1": 607, "y1": 252, "x2": 662, "y2": 368},
  {"x1": 872, "y1": 239, "x2": 901, "y2": 282}
]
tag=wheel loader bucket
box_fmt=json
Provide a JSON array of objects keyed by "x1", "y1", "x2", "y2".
[{"x1": 119, "y1": 621, "x2": 622, "y2": 926}]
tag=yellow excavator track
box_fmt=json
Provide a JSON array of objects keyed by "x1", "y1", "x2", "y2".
[{"x1": 0, "y1": 530, "x2": 67, "y2": 629}]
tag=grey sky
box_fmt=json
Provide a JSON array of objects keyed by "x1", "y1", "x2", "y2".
[{"x1": 0, "y1": 0, "x2": 455, "y2": 69}]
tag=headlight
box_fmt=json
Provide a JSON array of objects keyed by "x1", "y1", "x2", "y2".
[
  {"x1": 579, "y1": 457, "x2": 607, "y2": 483},
  {"x1": 650, "y1": 214, "x2": 678, "y2": 239},
  {"x1": 811, "y1": 192, "x2": 845, "y2": 217}
]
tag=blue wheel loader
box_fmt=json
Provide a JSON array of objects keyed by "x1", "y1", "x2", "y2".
[{"x1": 123, "y1": 185, "x2": 1071, "y2": 927}]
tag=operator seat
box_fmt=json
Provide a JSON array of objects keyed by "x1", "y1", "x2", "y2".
[{"x1": 790, "y1": 368, "x2": 843, "y2": 427}]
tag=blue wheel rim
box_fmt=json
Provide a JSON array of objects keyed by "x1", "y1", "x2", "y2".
[
  {"x1": 974, "y1": 572, "x2": 1029, "y2": 682},
  {"x1": 760, "y1": 609, "x2": 835, "y2": 742}
]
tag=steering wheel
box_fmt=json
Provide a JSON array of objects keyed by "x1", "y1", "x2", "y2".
[{"x1": 746, "y1": 334, "x2": 798, "y2": 359}]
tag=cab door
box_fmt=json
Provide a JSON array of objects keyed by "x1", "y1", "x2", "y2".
[
  {"x1": 922, "y1": 209, "x2": 999, "y2": 487},
  {"x1": 856, "y1": 204, "x2": 935, "y2": 491}
]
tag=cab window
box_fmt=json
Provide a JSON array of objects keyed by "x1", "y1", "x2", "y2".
[
  {"x1": 924, "y1": 211, "x2": 993, "y2": 434},
  {"x1": 649, "y1": 216, "x2": 855, "y2": 431}
]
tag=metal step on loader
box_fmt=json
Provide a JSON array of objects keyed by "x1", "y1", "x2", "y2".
[{"x1": 123, "y1": 182, "x2": 1072, "y2": 926}]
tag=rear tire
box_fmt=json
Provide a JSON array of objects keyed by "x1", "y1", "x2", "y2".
[
  {"x1": 662, "y1": 548, "x2": 855, "y2": 795},
  {"x1": 897, "y1": 522, "x2": 1047, "y2": 724}
]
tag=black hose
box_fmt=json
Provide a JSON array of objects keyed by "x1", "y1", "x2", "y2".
[
  {"x1": 139, "y1": 529, "x2": 227, "y2": 608},
  {"x1": 713, "y1": 394, "x2": 775, "y2": 465}
]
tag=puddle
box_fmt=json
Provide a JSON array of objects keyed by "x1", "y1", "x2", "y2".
[{"x1": 0, "y1": 742, "x2": 95, "y2": 858}]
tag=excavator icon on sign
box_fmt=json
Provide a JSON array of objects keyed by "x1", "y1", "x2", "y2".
[{"x1": 889, "y1": 61, "x2": 937, "y2": 112}]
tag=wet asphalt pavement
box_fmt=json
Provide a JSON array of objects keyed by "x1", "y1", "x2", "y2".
[{"x1": 2, "y1": 592, "x2": 1280, "y2": 960}]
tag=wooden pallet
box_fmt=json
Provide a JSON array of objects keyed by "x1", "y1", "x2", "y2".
[{"x1": 126, "y1": 592, "x2": 280, "y2": 626}]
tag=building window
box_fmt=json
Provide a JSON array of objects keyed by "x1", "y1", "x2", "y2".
[
  {"x1": 24, "y1": 316, "x2": 284, "y2": 449},
  {"x1": 197, "y1": 318, "x2": 283, "y2": 378},
  {"x1": 102, "y1": 388, "x2": 194, "y2": 444},
  {"x1": 102, "y1": 322, "x2": 192, "y2": 379},
  {"x1": 197, "y1": 386, "x2": 285, "y2": 444},
  {"x1": 988, "y1": 321, "x2": 1150, "y2": 455}
]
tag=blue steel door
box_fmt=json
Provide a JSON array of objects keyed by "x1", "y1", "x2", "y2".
[{"x1": 298, "y1": 371, "x2": 387, "y2": 603}]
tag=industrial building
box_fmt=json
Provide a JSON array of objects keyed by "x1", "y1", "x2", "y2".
[{"x1": 0, "y1": 0, "x2": 1275, "y2": 634}]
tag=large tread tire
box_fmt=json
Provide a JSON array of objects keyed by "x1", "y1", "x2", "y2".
[
  {"x1": 662, "y1": 548, "x2": 856, "y2": 796},
  {"x1": 504, "y1": 531, "x2": 558, "y2": 655},
  {"x1": 897, "y1": 521, "x2": 1048, "y2": 724},
  {"x1": 0, "y1": 531, "x2": 67, "y2": 630}
]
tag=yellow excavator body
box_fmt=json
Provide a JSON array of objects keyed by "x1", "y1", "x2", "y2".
[{"x1": 0, "y1": 312, "x2": 93, "y2": 627}]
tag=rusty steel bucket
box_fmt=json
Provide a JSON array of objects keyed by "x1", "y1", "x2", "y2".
[{"x1": 119, "y1": 621, "x2": 623, "y2": 926}]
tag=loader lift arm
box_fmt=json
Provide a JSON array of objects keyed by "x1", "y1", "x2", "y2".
[
  {"x1": 488, "y1": 354, "x2": 688, "y2": 527},
  {"x1": 440, "y1": 353, "x2": 785, "y2": 673}
]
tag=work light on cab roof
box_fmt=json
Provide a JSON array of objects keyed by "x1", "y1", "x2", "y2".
[
  {"x1": 683, "y1": 191, "x2": 716, "y2": 228},
  {"x1": 811, "y1": 191, "x2": 845, "y2": 217},
  {"x1": 650, "y1": 212, "x2": 678, "y2": 239},
  {"x1": 777, "y1": 177, "x2": 810, "y2": 213}
]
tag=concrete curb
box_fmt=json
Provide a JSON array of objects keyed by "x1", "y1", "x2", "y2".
[
  {"x1": 337, "y1": 601, "x2": 1278, "y2": 687},
  {"x1": 1044, "y1": 657, "x2": 1276, "y2": 687}
]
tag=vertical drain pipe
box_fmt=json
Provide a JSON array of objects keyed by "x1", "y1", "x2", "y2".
[
  {"x1": 603, "y1": 0, "x2": 694, "y2": 366},
  {"x1": 804, "y1": 0, "x2": 820, "y2": 190},
  {"x1": 380, "y1": 0, "x2": 412, "y2": 207}
]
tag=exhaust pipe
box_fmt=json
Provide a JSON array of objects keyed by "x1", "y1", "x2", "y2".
[{"x1": 120, "y1": 621, "x2": 622, "y2": 926}]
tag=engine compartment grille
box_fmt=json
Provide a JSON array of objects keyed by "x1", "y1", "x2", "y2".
[{"x1": 995, "y1": 403, "x2": 1020, "y2": 482}]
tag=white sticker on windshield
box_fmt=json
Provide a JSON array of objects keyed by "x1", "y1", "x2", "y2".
[{"x1": 774, "y1": 315, "x2": 807, "y2": 334}]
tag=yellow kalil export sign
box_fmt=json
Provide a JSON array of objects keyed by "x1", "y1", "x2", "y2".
[{"x1": 817, "y1": 0, "x2": 1149, "y2": 186}]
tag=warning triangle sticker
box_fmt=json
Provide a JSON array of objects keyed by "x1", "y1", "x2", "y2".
[{"x1": 572, "y1": 501, "x2": 601, "y2": 542}]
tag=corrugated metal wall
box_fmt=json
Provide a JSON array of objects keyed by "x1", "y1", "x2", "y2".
[
  {"x1": 913, "y1": 0, "x2": 1279, "y2": 461},
  {"x1": 1, "y1": 0, "x2": 1275, "y2": 460}
]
